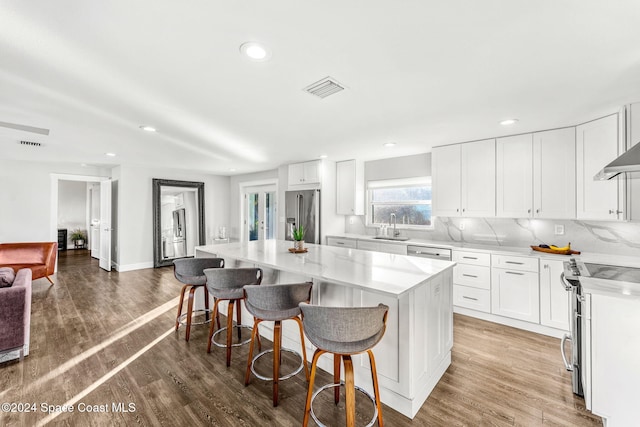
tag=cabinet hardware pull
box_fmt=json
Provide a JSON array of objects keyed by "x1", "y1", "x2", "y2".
[
  {"x1": 462, "y1": 256, "x2": 477, "y2": 260},
  {"x1": 462, "y1": 274, "x2": 478, "y2": 278},
  {"x1": 336, "y1": 242, "x2": 344, "y2": 245},
  {"x1": 536, "y1": 209, "x2": 540, "y2": 214},
  {"x1": 527, "y1": 208, "x2": 531, "y2": 214},
  {"x1": 505, "y1": 261, "x2": 524, "y2": 265},
  {"x1": 462, "y1": 296, "x2": 478, "y2": 301},
  {"x1": 505, "y1": 271, "x2": 524, "y2": 275}
]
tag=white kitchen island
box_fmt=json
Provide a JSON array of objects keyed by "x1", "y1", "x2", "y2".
[{"x1": 195, "y1": 240, "x2": 456, "y2": 419}]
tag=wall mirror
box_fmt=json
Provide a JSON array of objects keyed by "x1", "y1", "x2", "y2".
[{"x1": 153, "y1": 179, "x2": 205, "y2": 267}]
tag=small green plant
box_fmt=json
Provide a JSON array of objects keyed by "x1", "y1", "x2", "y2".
[
  {"x1": 70, "y1": 228, "x2": 86, "y2": 242},
  {"x1": 292, "y1": 225, "x2": 305, "y2": 241}
]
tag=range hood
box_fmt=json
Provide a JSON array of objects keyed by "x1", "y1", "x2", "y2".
[{"x1": 594, "y1": 142, "x2": 640, "y2": 180}]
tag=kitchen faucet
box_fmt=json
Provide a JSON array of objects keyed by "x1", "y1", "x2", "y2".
[{"x1": 389, "y1": 213, "x2": 400, "y2": 237}]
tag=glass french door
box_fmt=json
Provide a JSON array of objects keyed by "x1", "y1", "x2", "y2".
[{"x1": 245, "y1": 185, "x2": 276, "y2": 241}]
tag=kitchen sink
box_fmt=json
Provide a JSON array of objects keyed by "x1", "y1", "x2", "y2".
[{"x1": 373, "y1": 236, "x2": 410, "y2": 241}]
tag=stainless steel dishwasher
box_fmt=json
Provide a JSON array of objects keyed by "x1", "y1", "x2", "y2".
[{"x1": 407, "y1": 245, "x2": 452, "y2": 261}]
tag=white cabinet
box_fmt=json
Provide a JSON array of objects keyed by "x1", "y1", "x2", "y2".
[
  {"x1": 452, "y1": 250, "x2": 491, "y2": 313},
  {"x1": 288, "y1": 160, "x2": 321, "y2": 187},
  {"x1": 533, "y1": 128, "x2": 576, "y2": 219},
  {"x1": 576, "y1": 114, "x2": 624, "y2": 220},
  {"x1": 433, "y1": 139, "x2": 495, "y2": 217},
  {"x1": 539, "y1": 259, "x2": 569, "y2": 331},
  {"x1": 496, "y1": 134, "x2": 534, "y2": 217},
  {"x1": 491, "y1": 254, "x2": 540, "y2": 323},
  {"x1": 356, "y1": 239, "x2": 407, "y2": 255},
  {"x1": 326, "y1": 236, "x2": 357, "y2": 249},
  {"x1": 582, "y1": 292, "x2": 640, "y2": 426},
  {"x1": 336, "y1": 159, "x2": 364, "y2": 215}
]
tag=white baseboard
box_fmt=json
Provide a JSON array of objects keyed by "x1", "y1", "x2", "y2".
[{"x1": 115, "y1": 262, "x2": 154, "y2": 272}]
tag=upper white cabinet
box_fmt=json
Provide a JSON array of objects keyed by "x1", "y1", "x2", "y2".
[
  {"x1": 533, "y1": 127, "x2": 576, "y2": 219},
  {"x1": 336, "y1": 159, "x2": 364, "y2": 215},
  {"x1": 433, "y1": 139, "x2": 496, "y2": 217},
  {"x1": 576, "y1": 114, "x2": 624, "y2": 220},
  {"x1": 539, "y1": 259, "x2": 569, "y2": 331},
  {"x1": 497, "y1": 127, "x2": 576, "y2": 219},
  {"x1": 288, "y1": 160, "x2": 321, "y2": 187},
  {"x1": 496, "y1": 134, "x2": 534, "y2": 217}
]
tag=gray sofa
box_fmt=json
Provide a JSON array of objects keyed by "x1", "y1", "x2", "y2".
[{"x1": 0, "y1": 269, "x2": 32, "y2": 363}]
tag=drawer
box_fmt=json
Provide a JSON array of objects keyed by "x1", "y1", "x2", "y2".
[
  {"x1": 327, "y1": 237, "x2": 357, "y2": 249},
  {"x1": 453, "y1": 285, "x2": 491, "y2": 313},
  {"x1": 452, "y1": 250, "x2": 491, "y2": 267},
  {"x1": 453, "y1": 264, "x2": 490, "y2": 290},
  {"x1": 492, "y1": 254, "x2": 539, "y2": 272}
]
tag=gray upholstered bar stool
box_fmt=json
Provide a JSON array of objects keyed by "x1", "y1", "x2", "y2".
[
  {"x1": 205, "y1": 267, "x2": 263, "y2": 366},
  {"x1": 243, "y1": 282, "x2": 313, "y2": 406},
  {"x1": 173, "y1": 257, "x2": 224, "y2": 342},
  {"x1": 300, "y1": 303, "x2": 389, "y2": 427}
]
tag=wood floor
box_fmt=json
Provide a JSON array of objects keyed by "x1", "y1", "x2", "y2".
[{"x1": 0, "y1": 249, "x2": 602, "y2": 426}]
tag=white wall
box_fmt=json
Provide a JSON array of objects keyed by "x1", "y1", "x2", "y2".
[
  {"x1": 57, "y1": 180, "x2": 87, "y2": 249},
  {"x1": 365, "y1": 153, "x2": 431, "y2": 182},
  {"x1": 0, "y1": 160, "x2": 109, "y2": 243},
  {"x1": 115, "y1": 165, "x2": 229, "y2": 271}
]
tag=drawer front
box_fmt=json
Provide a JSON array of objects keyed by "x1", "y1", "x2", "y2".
[
  {"x1": 453, "y1": 264, "x2": 490, "y2": 290},
  {"x1": 492, "y1": 254, "x2": 539, "y2": 272},
  {"x1": 452, "y1": 250, "x2": 491, "y2": 266},
  {"x1": 356, "y1": 240, "x2": 379, "y2": 251},
  {"x1": 453, "y1": 285, "x2": 491, "y2": 313},
  {"x1": 327, "y1": 237, "x2": 357, "y2": 249}
]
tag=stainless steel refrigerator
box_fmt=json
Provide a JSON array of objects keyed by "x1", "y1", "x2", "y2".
[
  {"x1": 285, "y1": 189, "x2": 320, "y2": 244},
  {"x1": 172, "y1": 208, "x2": 187, "y2": 258}
]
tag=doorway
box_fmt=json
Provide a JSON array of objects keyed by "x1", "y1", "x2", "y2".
[
  {"x1": 243, "y1": 184, "x2": 277, "y2": 242},
  {"x1": 50, "y1": 174, "x2": 115, "y2": 272}
]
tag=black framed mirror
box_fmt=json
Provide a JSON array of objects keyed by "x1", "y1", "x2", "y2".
[{"x1": 153, "y1": 179, "x2": 205, "y2": 267}]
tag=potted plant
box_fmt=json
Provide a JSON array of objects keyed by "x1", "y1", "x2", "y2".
[
  {"x1": 70, "y1": 228, "x2": 86, "y2": 248},
  {"x1": 292, "y1": 225, "x2": 305, "y2": 251}
]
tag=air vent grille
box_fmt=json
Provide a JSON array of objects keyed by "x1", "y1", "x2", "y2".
[
  {"x1": 19, "y1": 140, "x2": 43, "y2": 147},
  {"x1": 304, "y1": 76, "x2": 345, "y2": 99}
]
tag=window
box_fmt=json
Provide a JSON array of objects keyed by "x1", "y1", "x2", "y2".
[{"x1": 367, "y1": 177, "x2": 432, "y2": 228}]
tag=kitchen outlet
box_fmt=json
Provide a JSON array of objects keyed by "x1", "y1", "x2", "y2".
[
  {"x1": 349, "y1": 217, "x2": 354, "y2": 224},
  {"x1": 554, "y1": 224, "x2": 565, "y2": 235},
  {"x1": 459, "y1": 221, "x2": 465, "y2": 230}
]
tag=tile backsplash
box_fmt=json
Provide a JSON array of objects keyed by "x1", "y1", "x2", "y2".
[{"x1": 345, "y1": 216, "x2": 640, "y2": 257}]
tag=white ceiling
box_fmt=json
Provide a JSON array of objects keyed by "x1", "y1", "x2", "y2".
[{"x1": 1, "y1": 1, "x2": 640, "y2": 176}]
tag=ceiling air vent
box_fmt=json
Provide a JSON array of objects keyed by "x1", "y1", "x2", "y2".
[
  {"x1": 19, "y1": 140, "x2": 43, "y2": 147},
  {"x1": 304, "y1": 76, "x2": 345, "y2": 99}
]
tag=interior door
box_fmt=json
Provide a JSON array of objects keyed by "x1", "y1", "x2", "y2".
[
  {"x1": 245, "y1": 185, "x2": 276, "y2": 241},
  {"x1": 99, "y1": 179, "x2": 112, "y2": 271},
  {"x1": 90, "y1": 183, "x2": 100, "y2": 259}
]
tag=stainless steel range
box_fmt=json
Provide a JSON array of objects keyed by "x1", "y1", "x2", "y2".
[{"x1": 561, "y1": 258, "x2": 640, "y2": 397}]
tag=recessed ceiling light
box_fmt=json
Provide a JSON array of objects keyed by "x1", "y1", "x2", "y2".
[
  {"x1": 319, "y1": 155, "x2": 328, "y2": 159},
  {"x1": 105, "y1": 152, "x2": 116, "y2": 157},
  {"x1": 383, "y1": 142, "x2": 397, "y2": 147},
  {"x1": 240, "y1": 42, "x2": 271, "y2": 61},
  {"x1": 229, "y1": 168, "x2": 237, "y2": 172},
  {"x1": 500, "y1": 119, "x2": 519, "y2": 126},
  {"x1": 140, "y1": 125, "x2": 156, "y2": 132}
]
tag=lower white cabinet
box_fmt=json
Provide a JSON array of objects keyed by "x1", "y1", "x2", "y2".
[
  {"x1": 452, "y1": 250, "x2": 491, "y2": 313},
  {"x1": 326, "y1": 236, "x2": 357, "y2": 249},
  {"x1": 453, "y1": 285, "x2": 491, "y2": 313},
  {"x1": 491, "y1": 255, "x2": 540, "y2": 323},
  {"x1": 356, "y1": 240, "x2": 407, "y2": 255},
  {"x1": 539, "y1": 259, "x2": 570, "y2": 331}
]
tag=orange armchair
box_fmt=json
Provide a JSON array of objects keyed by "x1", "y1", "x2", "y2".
[{"x1": 0, "y1": 242, "x2": 58, "y2": 285}]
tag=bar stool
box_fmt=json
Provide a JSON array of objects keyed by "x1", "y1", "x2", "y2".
[
  {"x1": 173, "y1": 257, "x2": 224, "y2": 342},
  {"x1": 299, "y1": 303, "x2": 389, "y2": 427},
  {"x1": 243, "y1": 282, "x2": 313, "y2": 406},
  {"x1": 205, "y1": 267, "x2": 263, "y2": 366}
]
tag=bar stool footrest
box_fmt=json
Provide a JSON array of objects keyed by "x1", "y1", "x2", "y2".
[
  {"x1": 211, "y1": 325, "x2": 253, "y2": 348},
  {"x1": 250, "y1": 347, "x2": 304, "y2": 381},
  {"x1": 310, "y1": 381, "x2": 378, "y2": 427},
  {"x1": 177, "y1": 309, "x2": 213, "y2": 327}
]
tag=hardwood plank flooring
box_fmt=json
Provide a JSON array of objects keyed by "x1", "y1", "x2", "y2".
[{"x1": 0, "y1": 249, "x2": 602, "y2": 426}]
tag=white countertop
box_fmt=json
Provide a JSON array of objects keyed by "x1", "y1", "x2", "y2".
[
  {"x1": 580, "y1": 277, "x2": 640, "y2": 299},
  {"x1": 327, "y1": 233, "x2": 640, "y2": 266},
  {"x1": 195, "y1": 240, "x2": 455, "y2": 297}
]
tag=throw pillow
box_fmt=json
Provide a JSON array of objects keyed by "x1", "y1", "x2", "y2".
[{"x1": 0, "y1": 267, "x2": 16, "y2": 287}]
